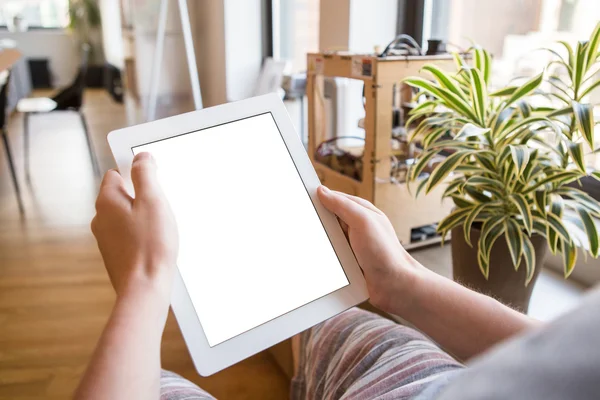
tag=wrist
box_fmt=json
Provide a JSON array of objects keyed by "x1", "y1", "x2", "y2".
[
  {"x1": 117, "y1": 267, "x2": 174, "y2": 308},
  {"x1": 374, "y1": 257, "x2": 434, "y2": 317}
]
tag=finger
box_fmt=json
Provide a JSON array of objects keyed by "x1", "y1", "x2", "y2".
[
  {"x1": 338, "y1": 218, "x2": 350, "y2": 240},
  {"x1": 131, "y1": 152, "x2": 161, "y2": 199},
  {"x1": 100, "y1": 169, "x2": 124, "y2": 190},
  {"x1": 317, "y1": 186, "x2": 368, "y2": 227},
  {"x1": 332, "y1": 190, "x2": 383, "y2": 215},
  {"x1": 96, "y1": 170, "x2": 131, "y2": 210}
]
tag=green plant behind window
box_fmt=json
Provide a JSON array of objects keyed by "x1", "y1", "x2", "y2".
[{"x1": 403, "y1": 33, "x2": 600, "y2": 284}]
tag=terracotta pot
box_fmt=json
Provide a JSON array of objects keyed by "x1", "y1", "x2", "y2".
[{"x1": 451, "y1": 225, "x2": 548, "y2": 313}]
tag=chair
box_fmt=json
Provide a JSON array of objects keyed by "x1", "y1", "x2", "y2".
[
  {"x1": 17, "y1": 44, "x2": 100, "y2": 181},
  {"x1": 0, "y1": 70, "x2": 25, "y2": 214}
]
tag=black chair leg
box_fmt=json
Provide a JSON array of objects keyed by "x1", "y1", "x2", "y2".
[
  {"x1": 2, "y1": 132, "x2": 25, "y2": 214},
  {"x1": 79, "y1": 111, "x2": 100, "y2": 177},
  {"x1": 24, "y1": 112, "x2": 30, "y2": 182}
]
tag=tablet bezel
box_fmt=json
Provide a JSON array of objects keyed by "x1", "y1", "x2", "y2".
[{"x1": 107, "y1": 93, "x2": 369, "y2": 376}]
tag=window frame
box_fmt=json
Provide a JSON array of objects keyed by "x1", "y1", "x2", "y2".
[{"x1": 261, "y1": 0, "x2": 274, "y2": 60}]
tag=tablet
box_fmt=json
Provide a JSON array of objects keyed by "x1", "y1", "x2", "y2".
[{"x1": 107, "y1": 93, "x2": 369, "y2": 376}]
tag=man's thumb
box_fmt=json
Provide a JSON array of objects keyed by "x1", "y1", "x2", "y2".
[{"x1": 131, "y1": 152, "x2": 160, "y2": 198}]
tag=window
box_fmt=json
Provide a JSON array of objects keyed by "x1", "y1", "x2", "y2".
[
  {"x1": 272, "y1": 0, "x2": 320, "y2": 73},
  {"x1": 0, "y1": 0, "x2": 70, "y2": 29},
  {"x1": 426, "y1": 0, "x2": 600, "y2": 86}
]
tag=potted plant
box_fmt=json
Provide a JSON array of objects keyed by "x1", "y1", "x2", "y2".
[
  {"x1": 403, "y1": 39, "x2": 600, "y2": 312},
  {"x1": 68, "y1": 0, "x2": 105, "y2": 87}
]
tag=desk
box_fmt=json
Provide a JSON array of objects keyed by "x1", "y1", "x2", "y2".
[{"x1": 0, "y1": 46, "x2": 32, "y2": 112}]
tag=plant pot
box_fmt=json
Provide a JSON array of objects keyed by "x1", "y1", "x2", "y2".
[{"x1": 451, "y1": 225, "x2": 548, "y2": 313}]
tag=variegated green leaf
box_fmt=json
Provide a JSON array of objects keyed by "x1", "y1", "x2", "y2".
[
  {"x1": 421, "y1": 64, "x2": 467, "y2": 99},
  {"x1": 426, "y1": 151, "x2": 470, "y2": 194},
  {"x1": 510, "y1": 193, "x2": 533, "y2": 234},
  {"x1": 409, "y1": 100, "x2": 438, "y2": 115},
  {"x1": 463, "y1": 202, "x2": 488, "y2": 246},
  {"x1": 403, "y1": 77, "x2": 480, "y2": 122},
  {"x1": 475, "y1": 153, "x2": 497, "y2": 175},
  {"x1": 558, "y1": 40, "x2": 574, "y2": 69},
  {"x1": 522, "y1": 149, "x2": 539, "y2": 181},
  {"x1": 521, "y1": 235, "x2": 536, "y2": 286},
  {"x1": 502, "y1": 72, "x2": 544, "y2": 110},
  {"x1": 547, "y1": 212, "x2": 570, "y2": 243},
  {"x1": 478, "y1": 250, "x2": 490, "y2": 280},
  {"x1": 534, "y1": 191, "x2": 547, "y2": 216},
  {"x1": 568, "y1": 142, "x2": 586, "y2": 173},
  {"x1": 574, "y1": 204, "x2": 599, "y2": 257},
  {"x1": 548, "y1": 76, "x2": 574, "y2": 100},
  {"x1": 580, "y1": 79, "x2": 600, "y2": 100},
  {"x1": 550, "y1": 194, "x2": 565, "y2": 218},
  {"x1": 483, "y1": 49, "x2": 492, "y2": 85},
  {"x1": 504, "y1": 219, "x2": 523, "y2": 270},
  {"x1": 561, "y1": 239, "x2": 578, "y2": 278},
  {"x1": 510, "y1": 145, "x2": 531, "y2": 178},
  {"x1": 468, "y1": 68, "x2": 487, "y2": 125},
  {"x1": 415, "y1": 177, "x2": 429, "y2": 198},
  {"x1": 436, "y1": 207, "x2": 472, "y2": 234},
  {"x1": 442, "y1": 179, "x2": 464, "y2": 198},
  {"x1": 556, "y1": 187, "x2": 600, "y2": 217},
  {"x1": 411, "y1": 150, "x2": 438, "y2": 180},
  {"x1": 573, "y1": 41, "x2": 588, "y2": 92},
  {"x1": 464, "y1": 185, "x2": 492, "y2": 203},
  {"x1": 497, "y1": 116, "x2": 555, "y2": 143},
  {"x1": 584, "y1": 22, "x2": 600, "y2": 68},
  {"x1": 451, "y1": 195, "x2": 474, "y2": 208},
  {"x1": 547, "y1": 105, "x2": 573, "y2": 118},
  {"x1": 525, "y1": 171, "x2": 579, "y2": 193},
  {"x1": 490, "y1": 86, "x2": 518, "y2": 97},
  {"x1": 502, "y1": 159, "x2": 516, "y2": 184},
  {"x1": 422, "y1": 127, "x2": 450, "y2": 148},
  {"x1": 546, "y1": 195, "x2": 565, "y2": 253},
  {"x1": 452, "y1": 52, "x2": 467, "y2": 69},
  {"x1": 572, "y1": 101, "x2": 594, "y2": 149},
  {"x1": 545, "y1": 47, "x2": 570, "y2": 65},
  {"x1": 454, "y1": 123, "x2": 490, "y2": 141},
  {"x1": 478, "y1": 218, "x2": 505, "y2": 278}
]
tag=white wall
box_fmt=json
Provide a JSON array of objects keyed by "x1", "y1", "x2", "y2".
[
  {"x1": 99, "y1": 0, "x2": 124, "y2": 69},
  {"x1": 319, "y1": 0, "x2": 351, "y2": 51},
  {"x1": 191, "y1": 0, "x2": 263, "y2": 105},
  {"x1": 223, "y1": 0, "x2": 263, "y2": 101},
  {"x1": 0, "y1": 30, "x2": 78, "y2": 87},
  {"x1": 349, "y1": 0, "x2": 398, "y2": 52}
]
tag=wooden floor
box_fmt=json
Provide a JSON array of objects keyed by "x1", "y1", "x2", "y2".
[{"x1": 0, "y1": 90, "x2": 289, "y2": 399}]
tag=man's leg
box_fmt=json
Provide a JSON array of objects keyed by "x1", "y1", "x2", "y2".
[
  {"x1": 290, "y1": 308, "x2": 464, "y2": 400},
  {"x1": 160, "y1": 370, "x2": 216, "y2": 400}
]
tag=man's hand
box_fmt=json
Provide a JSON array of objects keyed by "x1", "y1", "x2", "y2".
[
  {"x1": 76, "y1": 153, "x2": 179, "y2": 399},
  {"x1": 317, "y1": 186, "x2": 425, "y2": 313},
  {"x1": 318, "y1": 185, "x2": 539, "y2": 360},
  {"x1": 91, "y1": 152, "x2": 178, "y2": 301}
]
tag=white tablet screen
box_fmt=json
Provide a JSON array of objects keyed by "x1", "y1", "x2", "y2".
[{"x1": 133, "y1": 113, "x2": 349, "y2": 347}]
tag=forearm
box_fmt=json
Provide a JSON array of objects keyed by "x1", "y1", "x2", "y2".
[
  {"x1": 385, "y1": 261, "x2": 540, "y2": 361},
  {"x1": 74, "y1": 281, "x2": 170, "y2": 400}
]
